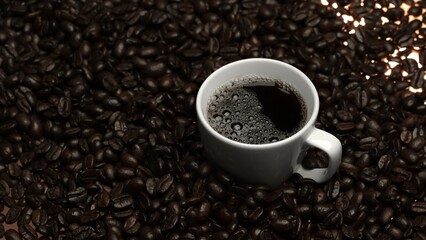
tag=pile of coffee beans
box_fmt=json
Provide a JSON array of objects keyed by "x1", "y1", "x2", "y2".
[{"x1": 0, "y1": 0, "x2": 425, "y2": 239}]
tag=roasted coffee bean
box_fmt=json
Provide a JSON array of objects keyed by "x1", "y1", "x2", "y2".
[
  {"x1": 68, "y1": 226, "x2": 94, "y2": 239},
  {"x1": 390, "y1": 167, "x2": 412, "y2": 183},
  {"x1": 161, "y1": 205, "x2": 179, "y2": 231},
  {"x1": 115, "y1": 166, "x2": 135, "y2": 179},
  {"x1": 313, "y1": 203, "x2": 333, "y2": 219},
  {"x1": 379, "y1": 207, "x2": 394, "y2": 224},
  {"x1": 359, "y1": 136, "x2": 378, "y2": 150},
  {"x1": 324, "y1": 210, "x2": 343, "y2": 228},
  {"x1": 146, "y1": 178, "x2": 158, "y2": 196},
  {"x1": 360, "y1": 167, "x2": 378, "y2": 182},
  {"x1": 31, "y1": 209, "x2": 48, "y2": 227},
  {"x1": 9, "y1": 183, "x2": 23, "y2": 200},
  {"x1": 413, "y1": 215, "x2": 426, "y2": 230},
  {"x1": 401, "y1": 148, "x2": 419, "y2": 163},
  {"x1": 207, "y1": 181, "x2": 226, "y2": 200},
  {"x1": 124, "y1": 177, "x2": 145, "y2": 193},
  {"x1": 271, "y1": 217, "x2": 293, "y2": 232},
  {"x1": 409, "y1": 136, "x2": 425, "y2": 150},
  {"x1": 4, "y1": 229, "x2": 21, "y2": 240},
  {"x1": 325, "y1": 180, "x2": 340, "y2": 199},
  {"x1": 111, "y1": 194, "x2": 133, "y2": 209},
  {"x1": 120, "y1": 153, "x2": 138, "y2": 168},
  {"x1": 197, "y1": 201, "x2": 211, "y2": 221},
  {"x1": 58, "y1": 96, "x2": 72, "y2": 117},
  {"x1": 142, "y1": 61, "x2": 166, "y2": 77},
  {"x1": 46, "y1": 185, "x2": 63, "y2": 200},
  {"x1": 124, "y1": 215, "x2": 140, "y2": 235},
  {"x1": 6, "y1": 205, "x2": 21, "y2": 224},
  {"x1": 411, "y1": 201, "x2": 426, "y2": 213},
  {"x1": 80, "y1": 209, "x2": 101, "y2": 224},
  {"x1": 67, "y1": 187, "x2": 88, "y2": 203},
  {"x1": 19, "y1": 223, "x2": 37, "y2": 240},
  {"x1": 293, "y1": 204, "x2": 312, "y2": 218},
  {"x1": 158, "y1": 174, "x2": 174, "y2": 194}
]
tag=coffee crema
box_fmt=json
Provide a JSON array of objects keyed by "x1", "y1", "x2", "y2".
[{"x1": 207, "y1": 75, "x2": 307, "y2": 144}]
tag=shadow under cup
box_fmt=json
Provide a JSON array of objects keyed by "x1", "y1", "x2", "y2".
[{"x1": 196, "y1": 58, "x2": 322, "y2": 186}]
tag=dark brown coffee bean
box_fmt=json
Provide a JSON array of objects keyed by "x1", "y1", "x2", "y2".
[
  {"x1": 58, "y1": 96, "x2": 71, "y2": 117},
  {"x1": 19, "y1": 223, "x2": 37, "y2": 240},
  {"x1": 341, "y1": 224, "x2": 360, "y2": 239},
  {"x1": 360, "y1": 167, "x2": 378, "y2": 182},
  {"x1": 378, "y1": 155, "x2": 393, "y2": 172},
  {"x1": 96, "y1": 191, "x2": 110, "y2": 209},
  {"x1": 158, "y1": 174, "x2": 174, "y2": 194},
  {"x1": 142, "y1": 61, "x2": 166, "y2": 77},
  {"x1": 413, "y1": 215, "x2": 426, "y2": 230},
  {"x1": 387, "y1": 226, "x2": 403, "y2": 239},
  {"x1": 325, "y1": 179, "x2": 340, "y2": 199},
  {"x1": 6, "y1": 205, "x2": 21, "y2": 224},
  {"x1": 359, "y1": 136, "x2": 378, "y2": 150},
  {"x1": 161, "y1": 205, "x2": 179, "y2": 231},
  {"x1": 247, "y1": 206, "x2": 264, "y2": 222},
  {"x1": 409, "y1": 136, "x2": 425, "y2": 150},
  {"x1": 379, "y1": 207, "x2": 394, "y2": 224},
  {"x1": 120, "y1": 153, "x2": 138, "y2": 168},
  {"x1": 115, "y1": 166, "x2": 135, "y2": 179},
  {"x1": 139, "y1": 226, "x2": 156, "y2": 240},
  {"x1": 15, "y1": 113, "x2": 31, "y2": 130},
  {"x1": 111, "y1": 194, "x2": 133, "y2": 209},
  {"x1": 293, "y1": 204, "x2": 312, "y2": 218},
  {"x1": 197, "y1": 201, "x2": 211, "y2": 221},
  {"x1": 324, "y1": 210, "x2": 343, "y2": 228},
  {"x1": 29, "y1": 116, "x2": 43, "y2": 139},
  {"x1": 11, "y1": 183, "x2": 24, "y2": 200},
  {"x1": 124, "y1": 177, "x2": 145, "y2": 193},
  {"x1": 411, "y1": 201, "x2": 426, "y2": 213},
  {"x1": 401, "y1": 148, "x2": 419, "y2": 164},
  {"x1": 400, "y1": 130, "x2": 412, "y2": 143},
  {"x1": 313, "y1": 203, "x2": 333, "y2": 219},
  {"x1": 271, "y1": 217, "x2": 292, "y2": 232},
  {"x1": 390, "y1": 167, "x2": 412, "y2": 183},
  {"x1": 207, "y1": 181, "x2": 226, "y2": 200},
  {"x1": 4, "y1": 229, "x2": 21, "y2": 240},
  {"x1": 102, "y1": 77, "x2": 120, "y2": 94},
  {"x1": 146, "y1": 177, "x2": 158, "y2": 196},
  {"x1": 31, "y1": 209, "x2": 48, "y2": 227},
  {"x1": 124, "y1": 215, "x2": 140, "y2": 235},
  {"x1": 67, "y1": 187, "x2": 88, "y2": 203},
  {"x1": 46, "y1": 185, "x2": 64, "y2": 200},
  {"x1": 80, "y1": 209, "x2": 101, "y2": 224},
  {"x1": 336, "y1": 122, "x2": 355, "y2": 132},
  {"x1": 45, "y1": 144, "x2": 62, "y2": 162},
  {"x1": 69, "y1": 226, "x2": 94, "y2": 239}
]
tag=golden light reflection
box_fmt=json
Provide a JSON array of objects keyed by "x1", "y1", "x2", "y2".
[
  {"x1": 321, "y1": 0, "x2": 329, "y2": 6},
  {"x1": 409, "y1": 86, "x2": 423, "y2": 93},
  {"x1": 322, "y1": 0, "x2": 425, "y2": 99},
  {"x1": 407, "y1": 51, "x2": 423, "y2": 68}
]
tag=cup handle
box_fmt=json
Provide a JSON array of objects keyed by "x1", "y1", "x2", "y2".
[{"x1": 294, "y1": 128, "x2": 342, "y2": 183}]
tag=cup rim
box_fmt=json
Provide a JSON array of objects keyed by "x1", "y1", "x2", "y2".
[{"x1": 196, "y1": 58, "x2": 320, "y2": 149}]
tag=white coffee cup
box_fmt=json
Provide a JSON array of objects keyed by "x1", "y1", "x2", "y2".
[{"x1": 196, "y1": 58, "x2": 342, "y2": 187}]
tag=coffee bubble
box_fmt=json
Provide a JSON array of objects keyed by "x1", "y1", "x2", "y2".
[{"x1": 207, "y1": 75, "x2": 307, "y2": 144}]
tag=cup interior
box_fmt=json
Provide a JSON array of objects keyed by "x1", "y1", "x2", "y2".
[{"x1": 196, "y1": 58, "x2": 319, "y2": 145}]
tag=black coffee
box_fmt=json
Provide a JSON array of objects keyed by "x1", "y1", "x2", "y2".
[{"x1": 207, "y1": 75, "x2": 307, "y2": 144}]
